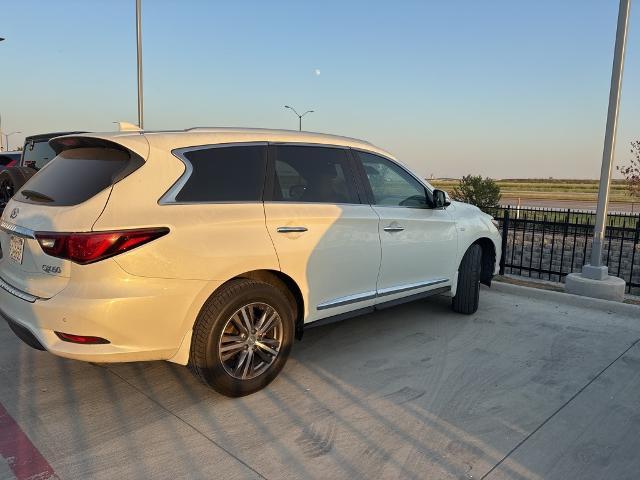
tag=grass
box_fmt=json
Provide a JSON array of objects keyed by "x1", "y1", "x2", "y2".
[{"x1": 429, "y1": 178, "x2": 637, "y2": 203}]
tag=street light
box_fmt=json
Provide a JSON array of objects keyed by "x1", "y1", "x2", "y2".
[
  {"x1": 284, "y1": 105, "x2": 314, "y2": 131},
  {"x1": 1, "y1": 131, "x2": 21, "y2": 151},
  {"x1": 565, "y1": 0, "x2": 631, "y2": 301},
  {"x1": 135, "y1": 0, "x2": 144, "y2": 129}
]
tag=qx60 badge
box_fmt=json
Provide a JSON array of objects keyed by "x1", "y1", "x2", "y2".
[{"x1": 9, "y1": 208, "x2": 19, "y2": 219}]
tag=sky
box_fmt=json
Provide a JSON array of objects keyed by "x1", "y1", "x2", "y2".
[{"x1": 1, "y1": 0, "x2": 639, "y2": 179}]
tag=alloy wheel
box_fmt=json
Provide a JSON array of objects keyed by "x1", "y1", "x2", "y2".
[{"x1": 218, "y1": 302, "x2": 283, "y2": 380}]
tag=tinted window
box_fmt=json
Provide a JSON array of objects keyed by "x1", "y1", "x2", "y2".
[
  {"x1": 23, "y1": 140, "x2": 57, "y2": 170},
  {"x1": 357, "y1": 152, "x2": 429, "y2": 208},
  {"x1": 175, "y1": 145, "x2": 266, "y2": 202},
  {"x1": 17, "y1": 147, "x2": 138, "y2": 206},
  {"x1": 272, "y1": 146, "x2": 359, "y2": 204}
]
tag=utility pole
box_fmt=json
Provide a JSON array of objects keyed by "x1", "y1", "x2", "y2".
[
  {"x1": 566, "y1": 0, "x2": 631, "y2": 301},
  {"x1": 136, "y1": 0, "x2": 144, "y2": 129}
]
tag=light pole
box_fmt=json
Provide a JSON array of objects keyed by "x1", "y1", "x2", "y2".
[
  {"x1": 135, "y1": 0, "x2": 144, "y2": 129},
  {"x1": 284, "y1": 105, "x2": 314, "y2": 131},
  {"x1": 0, "y1": 38, "x2": 4, "y2": 151},
  {"x1": 2, "y1": 131, "x2": 21, "y2": 151},
  {"x1": 565, "y1": 0, "x2": 631, "y2": 301}
]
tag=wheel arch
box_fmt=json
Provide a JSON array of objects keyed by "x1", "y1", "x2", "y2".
[
  {"x1": 236, "y1": 270, "x2": 305, "y2": 340},
  {"x1": 168, "y1": 269, "x2": 305, "y2": 366},
  {"x1": 472, "y1": 237, "x2": 497, "y2": 287}
]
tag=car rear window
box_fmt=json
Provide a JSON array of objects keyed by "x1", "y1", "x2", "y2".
[
  {"x1": 22, "y1": 140, "x2": 57, "y2": 170},
  {"x1": 16, "y1": 147, "x2": 140, "y2": 206},
  {"x1": 174, "y1": 145, "x2": 267, "y2": 202}
]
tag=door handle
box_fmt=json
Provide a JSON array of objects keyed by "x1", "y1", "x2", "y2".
[
  {"x1": 277, "y1": 226, "x2": 308, "y2": 233},
  {"x1": 383, "y1": 225, "x2": 404, "y2": 232}
]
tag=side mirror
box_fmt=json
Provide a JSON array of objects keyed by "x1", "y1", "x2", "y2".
[{"x1": 432, "y1": 189, "x2": 449, "y2": 208}]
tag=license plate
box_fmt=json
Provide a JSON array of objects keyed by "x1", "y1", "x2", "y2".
[{"x1": 9, "y1": 235, "x2": 25, "y2": 264}]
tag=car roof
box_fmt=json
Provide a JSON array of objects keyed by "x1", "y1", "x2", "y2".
[{"x1": 63, "y1": 128, "x2": 397, "y2": 160}]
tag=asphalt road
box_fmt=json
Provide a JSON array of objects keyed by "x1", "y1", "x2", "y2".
[
  {"x1": 1, "y1": 283, "x2": 640, "y2": 480},
  {"x1": 500, "y1": 197, "x2": 639, "y2": 213}
]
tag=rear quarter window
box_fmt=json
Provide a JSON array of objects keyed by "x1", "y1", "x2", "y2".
[
  {"x1": 16, "y1": 147, "x2": 140, "y2": 206},
  {"x1": 173, "y1": 145, "x2": 267, "y2": 203}
]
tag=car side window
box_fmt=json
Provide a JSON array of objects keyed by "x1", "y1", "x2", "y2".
[
  {"x1": 356, "y1": 151, "x2": 430, "y2": 208},
  {"x1": 271, "y1": 146, "x2": 360, "y2": 204},
  {"x1": 175, "y1": 145, "x2": 267, "y2": 202}
]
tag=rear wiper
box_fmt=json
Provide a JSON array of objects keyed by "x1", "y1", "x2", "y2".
[{"x1": 21, "y1": 190, "x2": 54, "y2": 203}]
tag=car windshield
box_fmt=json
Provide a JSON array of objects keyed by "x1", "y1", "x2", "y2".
[{"x1": 22, "y1": 140, "x2": 56, "y2": 170}]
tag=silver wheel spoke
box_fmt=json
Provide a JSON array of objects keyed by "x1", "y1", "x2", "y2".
[
  {"x1": 255, "y1": 347, "x2": 272, "y2": 364},
  {"x1": 234, "y1": 349, "x2": 249, "y2": 376},
  {"x1": 221, "y1": 335, "x2": 244, "y2": 344},
  {"x1": 257, "y1": 312, "x2": 278, "y2": 335},
  {"x1": 230, "y1": 314, "x2": 249, "y2": 335},
  {"x1": 241, "y1": 349, "x2": 254, "y2": 379},
  {"x1": 240, "y1": 307, "x2": 253, "y2": 333},
  {"x1": 254, "y1": 310, "x2": 268, "y2": 332},
  {"x1": 255, "y1": 341, "x2": 278, "y2": 356},
  {"x1": 221, "y1": 349, "x2": 244, "y2": 361}
]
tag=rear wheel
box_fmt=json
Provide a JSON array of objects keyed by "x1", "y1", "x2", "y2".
[
  {"x1": 0, "y1": 167, "x2": 36, "y2": 212},
  {"x1": 189, "y1": 279, "x2": 294, "y2": 397},
  {"x1": 452, "y1": 244, "x2": 482, "y2": 314}
]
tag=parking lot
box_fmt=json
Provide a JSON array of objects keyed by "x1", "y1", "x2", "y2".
[{"x1": 1, "y1": 282, "x2": 639, "y2": 480}]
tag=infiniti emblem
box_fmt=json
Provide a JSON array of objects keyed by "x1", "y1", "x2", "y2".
[{"x1": 9, "y1": 208, "x2": 19, "y2": 219}]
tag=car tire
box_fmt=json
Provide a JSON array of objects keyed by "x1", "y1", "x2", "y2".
[
  {"x1": 189, "y1": 279, "x2": 295, "y2": 397},
  {"x1": 0, "y1": 167, "x2": 36, "y2": 212},
  {"x1": 452, "y1": 244, "x2": 482, "y2": 315}
]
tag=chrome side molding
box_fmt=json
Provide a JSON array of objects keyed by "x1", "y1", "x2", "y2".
[
  {"x1": 317, "y1": 290, "x2": 377, "y2": 310},
  {"x1": 377, "y1": 278, "x2": 448, "y2": 297},
  {"x1": 317, "y1": 278, "x2": 449, "y2": 310}
]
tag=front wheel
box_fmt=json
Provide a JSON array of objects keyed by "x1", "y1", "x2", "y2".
[
  {"x1": 189, "y1": 279, "x2": 295, "y2": 397},
  {"x1": 452, "y1": 244, "x2": 482, "y2": 314}
]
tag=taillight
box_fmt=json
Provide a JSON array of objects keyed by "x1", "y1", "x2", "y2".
[{"x1": 35, "y1": 227, "x2": 169, "y2": 265}]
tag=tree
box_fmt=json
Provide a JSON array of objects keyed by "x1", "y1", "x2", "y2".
[
  {"x1": 617, "y1": 140, "x2": 640, "y2": 198},
  {"x1": 451, "y1": 175, "x2": 501, "y2": 208}
]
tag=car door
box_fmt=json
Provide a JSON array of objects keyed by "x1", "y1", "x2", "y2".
[
  {"x1": 264, "y1": 144, "x2": 381, "y2": 323},
  {"x1": 353, "y1": 150, "x2": 458, "y2": 303}
]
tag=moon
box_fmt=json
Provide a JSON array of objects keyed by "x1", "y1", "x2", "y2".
[{"x1": 314, "y1": 68, "x2": 321, "y2": 76}]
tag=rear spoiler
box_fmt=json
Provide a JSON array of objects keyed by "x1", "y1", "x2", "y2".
[{"x1": 49, "y1": 136, "x2": 136, "y2": 156}]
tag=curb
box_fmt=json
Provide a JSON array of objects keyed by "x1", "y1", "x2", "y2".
[{"x1": 491, "y1": 281, "x2": 640, "y2": 317}]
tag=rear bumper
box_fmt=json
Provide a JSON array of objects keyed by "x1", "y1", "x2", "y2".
[
  {"x1": 0, "y1": 268, "x2": 210, "y2": 363},
  {"x1": 2, "y1": 313, "x2": 46, "y2": 350}
]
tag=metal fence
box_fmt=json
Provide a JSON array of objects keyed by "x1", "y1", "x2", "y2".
[{"x1": 484, "y1": 206, "x2": 640, "y2": 295}]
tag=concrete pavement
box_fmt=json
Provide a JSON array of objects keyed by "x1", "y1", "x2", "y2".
[{"x1": 1, "y1": 283, "x2": 639, "y2": 479}]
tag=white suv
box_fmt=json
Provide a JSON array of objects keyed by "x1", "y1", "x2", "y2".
[{"x1": 0, "y1": 129, "x2": 501, "y2": 396}]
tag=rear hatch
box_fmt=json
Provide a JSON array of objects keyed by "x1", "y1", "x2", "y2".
[{"x1": 0, "y1": 136, "x2": 147, "y2": 298}]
